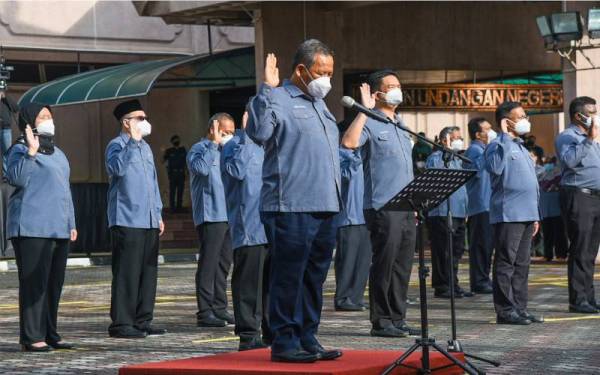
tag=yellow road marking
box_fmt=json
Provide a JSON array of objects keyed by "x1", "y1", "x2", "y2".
[
  {"x1": 543, "y1": 315, "x2": 600, "y2": 322},
  {"x1": 192, "y1": 336, "x2": 238, "y2": 344}
]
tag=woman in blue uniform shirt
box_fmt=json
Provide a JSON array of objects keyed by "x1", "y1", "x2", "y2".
[{"x1": 6, "y1": 103, "x2": 77, "y2": 352}]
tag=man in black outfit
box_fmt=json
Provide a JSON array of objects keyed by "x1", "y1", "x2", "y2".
[{"x1": 163, "y1": 135, "x2": 187, "y2": 212}]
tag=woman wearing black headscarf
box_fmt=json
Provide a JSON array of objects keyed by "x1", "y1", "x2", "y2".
[{"x1": 6, "y1": 103, "x2": 77, "y2": 352}]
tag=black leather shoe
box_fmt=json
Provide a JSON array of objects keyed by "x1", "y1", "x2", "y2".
[
  {"x1": 239, "y1": 337, "x2": 268, "y2": 351},
  {"x1": 214, "y1": 311, "x2": 235, "y2": 325},
  {"x1": 335, "y1": 301, "x2": 364, "y2": 311},
  {"x1": 109, "y1": 327, "x2": 147, "y2": 339},
  {"x1": 434, "y1": 289, "x2": 462, "y2": 299},
  {"x1": 47, "y1": 341, "x2": 75, "y2": 350},
  {"x1": 21, "y1": 343, "x2": 53, "y2": 352},
  {"x1": 370, "y1": 326, "x2": 408, "y2": 338},
  {"x1": 569, "y1": 302, "x2": 599, "y2": 314},
  {"x1": 197, "y1": 315, "x2": 227, "y2": 327},
  {"x1": 497, "y1": 312, "x2": 531, "y2": 325},
  {"x1": 519, "y1": 311, "x2": 544, "y2": 323},
  {"x1": 304, "y1": 344, "x2": 343, "y2": 360},
  {"x1": 473, "y1": 285, "x2": 493, "y2": 294},
  {"x1": 590, "y1": 301, "x2": 600, "y2": 310},
  {"x1": 394, "y1": 321, "x2": 422, "y2": 336},
  {"x1": 271, "y1": 349, "x2": 319, "y2": 363},
  {"x1": 455, "y1": 287, "x2": 475, "y2": 297},
  {"x1": 144, "y1": 327, "x2": 167, "y2": 335}
]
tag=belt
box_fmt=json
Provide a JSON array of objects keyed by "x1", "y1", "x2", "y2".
[{"x1": 565, "y1": 186, "x2": 600, "y2": 197}]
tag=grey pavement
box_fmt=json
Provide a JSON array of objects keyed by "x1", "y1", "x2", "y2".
[{"x1": 0, "y1": 259, "x2": 599, "y2": 374}]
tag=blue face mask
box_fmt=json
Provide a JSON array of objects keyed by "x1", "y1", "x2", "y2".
[{"x1": 544, "y1": 163, "x2": 554, "y2": 172}]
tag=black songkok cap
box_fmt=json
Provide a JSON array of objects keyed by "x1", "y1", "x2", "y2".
[{"x1": 113, "y1": 99, "x2": 143, "y2": 121}]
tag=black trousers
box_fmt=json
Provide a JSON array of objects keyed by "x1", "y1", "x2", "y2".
[
  {"x1": 492, "y1": 222, "x2": 534, "y2": 317},
  {"x1": 232, "y1": 245, "x2": 270, "y2": 341},
  {"x1": 468, "y1": 212, "x2": 494, "y2": 291},
  {"x1": 542, "y1": 216, "x2": 569, "y2": 260},
  {"x1": 13, "y1": 237, "x2": 69, "y2": 345},
  {"x1": 334, "y1": 225, "x2": 371, "y2": 307},
  {"x1": 109, "y1": 227, "x2": 159, "y2": 333},
  {"x1": 427, "y1": 216, "x2": 466, "y2": 293},
  {"x1": 365, "y1": 210, "x2": 416, "y2": 329},
  {"x1": 196, "y1": 222, "x2": 233, "y2": 319},
  {"x1": 560, "y1": 188, "x2": 600, "y2": 305},
  {"x1": 168, "y1": 171, "x2": 185, "y2": 210}
]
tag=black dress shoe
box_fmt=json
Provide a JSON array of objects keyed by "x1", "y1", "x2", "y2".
[
  {"x1": 473, "y1": 285, "x2": 493, "y2": 294},
  {"x1": 303, "y1": 344, "x2": 343, "y2": 360},
  {"x1": 335, "y1": 301, "x2": 364, "y2": 311},
  {"x1": 569, "y1": 302, "x2": 599, "y2": 314},
  {"x1": 197, "y1": 315, "x2": 227, "y2": 327},
  {"x1": 109, "y1": 327, "x2": 147, "y2": 339},
  {"x1": 394, "y1": 321, "x2": 422, "y2": 336},
  {"x1": 271, "y1": 349, "x2": 319, "y2": 363},
  {"x1": 214, "y1": 311, "x2": 235, "y2": 325},
  {"x1": 370, "y1": 325, "x2": 408, "y2": 338},
  {"x1": 359, "y1": 302, "x2": 370, "y2": 310},
  {"x1": 519, "y1": 311, "x2": 544, "y2": 323},
  {"x1": 144, "y1": 327, "x2": 167, "y2": 335},
  {"x1": 455, "y1": 287, "x2": 475, "y2": 297},
  {"x1": 497, "y1": 312, "x2": 531, "y2": 325},
  {"x1": 588, "y1": 301, "x2": 600, "y2": 310},
  {"x1": 239, "y1": 337, "x2": 268, "y2": 351},
  {"x1": 22, "y1": 343, "x2": 53, "y2": 352},
  {"x1": 434, "y1": 289, "x2": 462, "y2": 299},
  {"x1": 47, "y1": 341, "x2": 75, "y2": 350}
]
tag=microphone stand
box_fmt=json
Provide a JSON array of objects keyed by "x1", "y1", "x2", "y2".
[{"x1": 345, "y1": 103, "x2": 500, "y2": 373}]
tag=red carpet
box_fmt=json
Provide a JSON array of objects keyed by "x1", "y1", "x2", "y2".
[{"x1": 119, "y1": 348, "x2": 465, "y2": 375}]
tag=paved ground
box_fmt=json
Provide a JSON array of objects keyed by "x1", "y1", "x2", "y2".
[{"x1": 0, "y1": 258, "x2": 599, "y2": 374}]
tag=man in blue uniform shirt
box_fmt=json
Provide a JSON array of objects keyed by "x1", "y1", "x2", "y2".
[
  {"x1": 334, "y1": 147, "x2": 371, "y2": 312},
  {"x1": 106, "y1": 99, "x2": 166, "y2": 339},
  {"x1": 188, "y1": 113, "x2": 235, "y2": 328},
  {"x1": 556, "y1": 96, "x2": 600, "y2": 314},
  {"x1": 484, "y1": 101, "x2": 542, "y2": 325},
  {"x1": 426, "y1": 126, "x2": 472, "y2": 299},
  {"x1": 464, "y1": 118, "x2": 496, "y2": 294},
  {"x1": 342, "y1": 70, "x2": 419, "y2": 338},
  {"x1": 246, "y1": 39, "x2": 342, "y2": 363},
  {"x1": 221, "y1": 110, "x2": 270, "y2": 351}
]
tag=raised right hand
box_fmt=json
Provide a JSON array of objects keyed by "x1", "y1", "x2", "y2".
[
  {"x1": 264, "y1": 53, "x2": 280, "y2": 88},
  {"x1": 360, "y1": 83, "x2": 376, "y2": 109},
  {"x1": 25, "y1": 125, "x2": 39, "y2": 156},
  {"x1": 129, "y1": 120, "x2": 142, "y2": 141},
  {"x1": 207, "y1": 120, "x2": 222, "y2": 144},
  {"x1": 588, "y1": 119, "x2": 599, "y2": 140}
]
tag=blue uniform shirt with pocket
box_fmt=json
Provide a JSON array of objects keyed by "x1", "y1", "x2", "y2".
[
  {"x1": 106, "y1": 133, "x2": 163, "y2": 229},
  {"x1": 464, "y1": 140, "x2": 491, "y2": 216},
  {"x1": 221, "y1": 129, "x2": 268, "y2": 250},
  {"x1": 187, "y1": 138, "x2": 228, "y2": 226},
  {"x1": 246, "y1": 80, "x2": 341, "y2": 213},
  {"x1": 334, "y1": 147, "x2": 365, "y2": 227},
  {"x1": 425, "y1": 150, "x2": 468, "y2": 218},
  {"x1": 358, "y1": 112, "x2": 414, "y2": 211},
  {"x1": 7, "y1": 143, "x2": 75, "y2": 239},
  {"x1": 484, "y1": 133, "x2": 540, "y2": 224},
  {"x1": 555, "y1": 124, "x2": 600, "y2": 190}
]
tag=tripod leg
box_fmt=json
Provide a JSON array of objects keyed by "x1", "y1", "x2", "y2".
[
  {"x1": 463, "y1": 359, "x2": 486, "y2": 375},
  {"x1": 380, "y1": 343, "x2": 421, "y2": 375},
  {"x1": 464, "y1": 352, "x2": 501, "y2": 367},
  {"x1": 430, "y1": 342, "x2": 477, "y2": 375}
]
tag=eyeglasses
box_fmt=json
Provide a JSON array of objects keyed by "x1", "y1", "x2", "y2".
[{"x1": 125, "y1": 116, "x2": 148, "y2": 122}]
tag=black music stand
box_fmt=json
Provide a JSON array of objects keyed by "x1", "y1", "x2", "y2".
[{"x1": 380, "y1": 168, "x2": 478, "y2": 375}]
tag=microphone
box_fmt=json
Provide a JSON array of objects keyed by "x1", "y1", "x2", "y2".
[{"x1": 340, "y1": 96, "x2": 392, "y2": 124}]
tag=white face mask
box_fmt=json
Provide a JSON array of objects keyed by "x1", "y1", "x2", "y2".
[
  {"x1": 450, "y1": 139, "x2": 464, "y2": 151},
  {"x1": 382, "y1": 88, "x2": 403, "y2": 105},
  {"x1": 220, "y1": 134, "x2": 233, "y2": 146},
  {"x1": 513, "y1": 119, "x2": 531, "y2": 135},
  {"x1": 486, "y1": 129, "x2": 498, "y2": 143},
  {"x1": 36, "y1": 119, "x2": 55, "y2": 136},
  {"x1": 136, "y1": 120, "x2": 152, "y2": 137},
  {"x1": 301, "y1": 69, "x2": 332, "y2": 99}
]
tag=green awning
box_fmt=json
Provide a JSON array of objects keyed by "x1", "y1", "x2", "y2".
[{"x1": 19, "y1": 46, "x2": 255, "y2": 107}]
